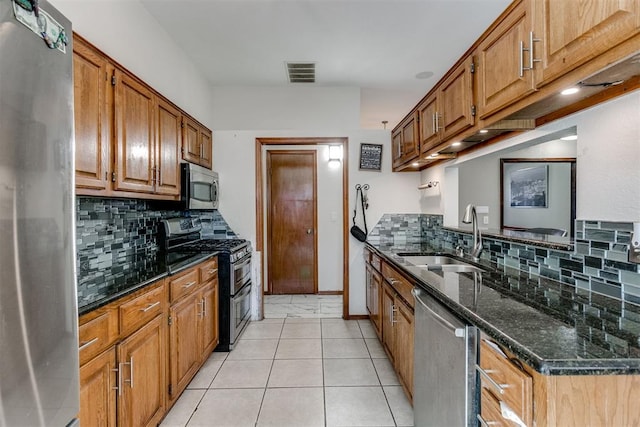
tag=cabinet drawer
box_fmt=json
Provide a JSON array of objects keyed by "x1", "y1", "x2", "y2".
[
  {"x1": 363, "y1": 247, "x2": 371, "y2": 263},
  {"x1": 479, "y1": 388, "x2": 510, "y2": 427},
  {"x1": 119, "y1": 283, "x2": 165, "y2": 337},
  {"x1": 381, "y1": 263, "x2": 414, "y2": 308},
  {"x1": 78, "y1": 309, "x2": 118, "y2": 365},
  {"x1": 478, "y1": 339, "x2": 532, "y2": 425},
  {"x1": 169, "y1": 268, "x2": 199, "y2": 303},
  {"x1": 199, "y1": 257, "x2": 218, "y2": 284},
  {"x1": 370, "y1": 254, "x2": 382, "y2": 272}
]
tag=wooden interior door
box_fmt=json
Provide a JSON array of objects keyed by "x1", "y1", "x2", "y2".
[{"x1": 267, "y1": 151, "x2": 317, "y2": 294}]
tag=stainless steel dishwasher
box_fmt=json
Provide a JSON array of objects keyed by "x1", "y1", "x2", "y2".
[{"x1": 412, "y1": 287, "x2": 478, "y2": 427}]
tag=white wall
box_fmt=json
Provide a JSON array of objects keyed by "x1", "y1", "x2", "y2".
[
  {"x1": 422, "y1": 91, "x2": 640, "y2": 225},
  {"x1": 51, "y1": 0, "x2": 214, "y2": 126}
]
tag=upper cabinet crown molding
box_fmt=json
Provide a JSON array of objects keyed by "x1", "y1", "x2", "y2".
[
  {"x1": 391, "y1": 0, "x2": 640, "y2": 171},
  {"x1": 73, "y1": 33, "x2": 213, "y2": 200}
]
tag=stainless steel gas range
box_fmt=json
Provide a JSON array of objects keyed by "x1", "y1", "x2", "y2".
[{"x1": 161, "y1": 218, "x2": 252, "y2": 351}]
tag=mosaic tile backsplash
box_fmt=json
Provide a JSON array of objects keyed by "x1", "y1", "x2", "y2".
[
  {"x1": 369, "y1": 213, "x2": 640, "y2": 305},
  {"x1": 76, "y1": 197, "x2": 237, "y2": 303}
]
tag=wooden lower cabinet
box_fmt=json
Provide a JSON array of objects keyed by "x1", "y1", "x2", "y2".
[
  {"x1": 169, "y1": 292, "x2": 202, "y2": 399},
  {"x1": 118, "y1": 315, "x2": 166, "y2": 427},
  {"x1": 479, "y1": 335, "x2": 640, "y2": 426},
  {"x1": 79, "y1": 347, "x2": 117, "y2": 427},
  {"x1": 380, "y1": 267, "x2": 414, "y2": 401},
  {"x1": 200, "y1": 279, "x2": 219, "y2": 360}
]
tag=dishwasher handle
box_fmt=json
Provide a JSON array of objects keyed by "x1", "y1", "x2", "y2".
[{"x1": 412, "y1": 288, "x2": 465, "y2": 338}]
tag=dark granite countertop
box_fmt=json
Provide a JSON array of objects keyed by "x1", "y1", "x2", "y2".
[
  {"x1": 367, "y1": 241, "x2": 640, "y2": 375},
  {"x1": 443, "y1": 225, "x2": 574, "y2": 251},
  {"x1": 77, "y1": 251, "x2": 217, "y2": 316}
]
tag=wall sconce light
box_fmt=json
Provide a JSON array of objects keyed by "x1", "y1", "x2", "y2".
[{"x1": 328, "y1": 145, "x2": 342, "y2": 168}]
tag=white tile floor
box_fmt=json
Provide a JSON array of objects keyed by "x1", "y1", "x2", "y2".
[
  {"x1": 160, "y1": 318, "x2": 414, "y2": 427},
  {"x1": 263, "y1": 294, "x2": 343, "y2": 318}
]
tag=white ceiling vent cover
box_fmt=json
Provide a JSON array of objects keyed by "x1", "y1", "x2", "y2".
[{"x1": 286, "y1": 62, "x2": 315, "y2": 83}]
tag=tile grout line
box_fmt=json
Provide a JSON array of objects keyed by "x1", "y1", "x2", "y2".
[{"x1": 253, "y1": 319, "x2": 283, "y2": 426}]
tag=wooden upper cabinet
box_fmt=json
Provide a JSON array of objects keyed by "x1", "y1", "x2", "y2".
[
  {"x1": 113, "y1": 68, "x2": 156, "y2": 194},
  {"x1": 156, "y1": 98, "x2": 182, "y2": 196},
  {"x1": 199, "y1": 127, "x2": 213, "y2": 169},
  {"x1": 391, "y1": 112, "x2": 420, "y2": 169},
  {"x1": 419, "y1": 56, "x2": 475, "y2": 155},
  {"x1": 476, "y1": 0, "x2": 536, "y2": 119},
  {"x1": 181, "y1": 114, "x2": 213, "y2": 169},
  {"x1": 73, "y1": 37, "x2": 110, "y2": 192},
  {"x1": 440, "y1": 56, "x2": 475, "y2": 139},
  {"x1": 418, "y1": 94, "x2": 439, "y2": 153},
  {"x1": 533, "y1": 0, "x2": 640, "y2": 87}
]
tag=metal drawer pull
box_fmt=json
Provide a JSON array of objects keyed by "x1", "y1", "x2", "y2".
[
  {"x1": 477, "y1": 414, "x2": 499, "y2": 426},
  {"x1": 391, "y1": 304, "x2": 398, "y2": 324},
  {"x1": 141, "y1": 301, "x2": 160, "y2": 312},
  {"x1": 476, "y1": 364, "x2": 509, "y2": 394},
  {"x1": 202, "y1": 298, "x2": 207, "y2": 317},
  {"x1": 79, "y1": 337, "x2": 99, "y2": 351},
  {"x1": 182, "y1": 281, "x2": 197, "y2": 289},
  {"x1": 208, "y1": 269, "x2": 218, "y2": 274},
  {"x1": 198, "y1": 299, "x2": 205, "y2": 317}
]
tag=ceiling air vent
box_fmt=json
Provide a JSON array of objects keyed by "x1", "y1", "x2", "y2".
[{"x1": 286, "y1": 62, "x2": 315, "y2": 83}]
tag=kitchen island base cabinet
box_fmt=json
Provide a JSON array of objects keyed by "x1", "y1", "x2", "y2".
[{"x1": 480, "y1": 336, "x2": 640, "y2": 426}]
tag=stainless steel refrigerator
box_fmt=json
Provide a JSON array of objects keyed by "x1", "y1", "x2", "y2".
[{"x1": 0, "y1": 1, "x2": 79, "y2": 426}]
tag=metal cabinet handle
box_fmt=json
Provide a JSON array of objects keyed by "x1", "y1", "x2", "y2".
[
  {"x1": 432, "y1": 112, "x2": 437, "y2": 134},
  {"x1": 122, "y1": 357, "x2": 134, "y2": 389},
  {"x1": 112, "y1": 366, "x2": 121, "y2": 396},
  {"x1": 141, "y1": 301, "x2": 160, "y2": 312},
  {"x1": 390, "y1": 303, "x2": 398, "y2": 324},
  {"x1": 477, "y1": 414, "x2": 499, "y2": 426},
  {"x1": 435, "y1": 112, "x2": 441, "y2": 131},
  {"x1": 519, "y1": 40, "x2": 525, "y2": 77},
  {"x1": 182, "y1": 281, "x2": 197, "y2": 289},
  {"x1": 208, "y1": 269, "x2": 218, "y2": 274},
  {"x1": 79, "y1": 337, "x2": 99, "y2": 351},
  {"x1": 476, "y1": 364, "x2": 509, "y2": 395},
  {"x1": 202, "y1": 297, "x2": 207, "y2": 317}
]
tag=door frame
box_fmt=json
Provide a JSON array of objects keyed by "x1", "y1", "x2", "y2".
[
  {"x1": 256, "y1": 137, "x2": 350, "y2": 319},
  {"x1": 266, "y1": 150, "x2": 318, "y2": 294}
]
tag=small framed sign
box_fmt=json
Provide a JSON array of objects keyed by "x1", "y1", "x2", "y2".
[{"x1": 359, "y1": 143, "x2": 383, "y2": 171}]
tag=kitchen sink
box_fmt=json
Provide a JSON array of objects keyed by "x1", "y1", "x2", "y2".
[{"x1": 401, "y1": 254, "x2": 484, "y2": 273}]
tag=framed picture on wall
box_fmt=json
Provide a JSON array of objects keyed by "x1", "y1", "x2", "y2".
[
  {"x1": 508, "y1": 164, "x2": 548, "y2": 208},
  {"x1": 359, "y1": 143, "x2": 383, "y2": 171}
]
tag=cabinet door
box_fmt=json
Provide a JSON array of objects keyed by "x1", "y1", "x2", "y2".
[
  {"x1": 200, "y1": 279, "x2": 219, "y2": 360},
  {"x1": 181, "y1": 115, "x2": 201, "y2": 165},
  {"x1": 199, "y1": 127, "x2": 213, "y2": 169},
  {"x1": 73, "y1": 38, "x2": 110, "y2": 192},
  {"x1": 394, "y1": 298, "x2": 414, "y2": 400},
  {"x1": 113, "y1": 69, "x2": 156, "y2": 194},
  {"x1": 169, "y1": 295, "x2": 201, "y2": 400},
  {"x1": 381, "y1": 283, "x2": 396, "y2": 363},
  {"x1": 391, "y1": 129, "x2": 404, "y2": 168},
  {"x1": 80, "y1": 348, "x2": 117, "y2": 427},
  {"x1": 476, "y1": 0, "x2": 535, "y2": 119},
  {"x1": 401, "y1": 113, "x2": 419, "y2": 164},
  {"x1": 440, "y1": 56, "x2": 475, "y2": 140},
  {"x1": 371, "y1": 270, "x2": 382, "y2": 340},
  {"x1": 535, "y1": 0, "x2": 640, "y2": 87},
  {"x1": 118, "y1": 315, "x2": 166, "y2": 427},
  {"x1": 155, "y1": 98, "x2": 181, "y2": 197},
  {"x1": 365, "y1": 265, "x2": 374, "y2": 316},
  {"x1": 418, "y1": 94, "x2": 440, "y2": 154}
]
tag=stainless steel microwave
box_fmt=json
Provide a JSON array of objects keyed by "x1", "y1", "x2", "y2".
[{"x1": 181, "y1": 163, "x2": 219, "y2": 210}]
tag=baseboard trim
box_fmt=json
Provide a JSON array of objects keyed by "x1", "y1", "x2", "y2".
[
  {"x1": 317, "y1": 291, "x2": 343, "y2": 295},
  {"x1": 348, "y1": 314, "x2": 370, "y2": 320}
]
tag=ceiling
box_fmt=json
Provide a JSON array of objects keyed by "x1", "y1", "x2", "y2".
[{"x1": 140, "y1": 0, "x2": 511, "y2": 130}]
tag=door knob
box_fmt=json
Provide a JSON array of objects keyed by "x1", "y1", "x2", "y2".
[{"x1": 307, "y1": 229, "x2": 313, "y2": 234}]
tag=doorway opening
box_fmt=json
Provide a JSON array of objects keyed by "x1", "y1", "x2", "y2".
[{"x1": 255, "y1": 138, "x2": 349, "y2": 319}]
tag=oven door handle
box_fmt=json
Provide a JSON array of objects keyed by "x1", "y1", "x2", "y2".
[
  {"x1": 234, "y1": 257, "x2": 251, "y2": 272},
  {"x1": 236, "y1": 283, "x2": 252, "y2": 299}
]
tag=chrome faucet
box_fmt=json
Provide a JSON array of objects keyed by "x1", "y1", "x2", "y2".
[{"x1": 462, "y1": 204, "x2": 483, "y2": 261}]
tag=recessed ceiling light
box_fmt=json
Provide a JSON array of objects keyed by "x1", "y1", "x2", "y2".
[
  {"x1": 451, "y1": 142, "x2": 461, "y2": 147},
  {"x1": 479, "y1": 129, "x2": 489, "y2": 134},
  {"x1": 561, "y1": 87, "x2": 580, "y2": 95},
  {"x1": 561, "y1": 135, "x2": 578, "y2": 141},
  {"x1": 415, "y1": 71, "x2": 434, "y2": 80},
  {"x1": 412, "y1": 162, "x2": 420, "y2": 167}
]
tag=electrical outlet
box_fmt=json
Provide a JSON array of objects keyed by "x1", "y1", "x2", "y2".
[{"x1": 483, "y1": 215, "x2": 489, "y2": 225}]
